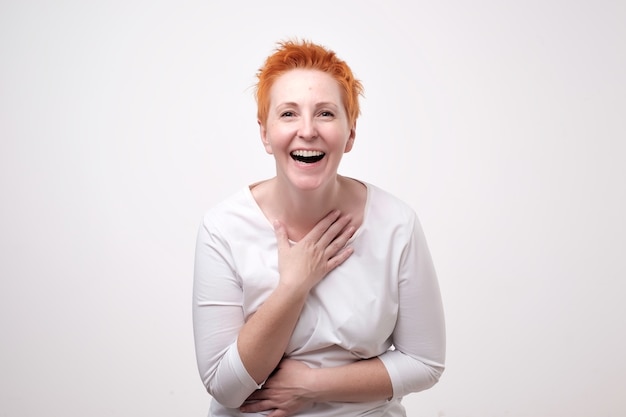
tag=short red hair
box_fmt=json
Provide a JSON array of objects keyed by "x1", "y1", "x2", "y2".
[{"x1": 255, "y1": 39, "x2": 364, "y2": 126}]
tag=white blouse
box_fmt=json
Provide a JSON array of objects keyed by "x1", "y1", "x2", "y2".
[{"x1": 193, "y1": 182, "x2": 446, "y2": 416}]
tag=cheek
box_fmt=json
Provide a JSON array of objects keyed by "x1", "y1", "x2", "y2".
[{"x1": 268, "y1": 125, "x2": 295, "y2": 143}]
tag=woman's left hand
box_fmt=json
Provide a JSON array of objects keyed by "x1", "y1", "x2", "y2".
[{"x1": 239, "y1": 359, "x2": 315, "y2": 417}]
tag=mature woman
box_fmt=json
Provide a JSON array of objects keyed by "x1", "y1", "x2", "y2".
[{"x1": 193, "y1": 39, "x2": 446, "y2": 417}]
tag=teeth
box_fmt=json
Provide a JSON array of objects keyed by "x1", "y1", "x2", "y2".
[{"x1": 291, "y1": 150, "x2": 324, "y2": 157}]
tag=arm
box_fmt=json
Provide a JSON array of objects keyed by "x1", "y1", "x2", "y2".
[
  {"x1": 192, "y1": 215, "x2": 253, "y2": 407},
  {"x1": 238, "y1": 211, "x2": 355, "y2": 383},
  {"x1": 240, "y1": 213, "x2": 446, "y2": 415},
  {"x1": 193, "y1": 210, "x2": 355, "y2": 408},
  {"x1": 381, "y1": 214, "x2": 446, "y2": 397},
  {"x1": 240, "y1": 357, "x2": 392, "y2": 416}
]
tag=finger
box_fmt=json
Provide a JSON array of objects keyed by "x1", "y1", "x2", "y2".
[
  {"x1": 324, "y1": 224, "x2": 356, "y2": 255},
  {"x1": 314, "y1": 221, "x2": 354, "y2": 262},
  {"x1": 303, "y1": 210, "x2": 341, "y2": 243},
  {"x1": 267, "y1": 410, "x2": 289, "y2": 417},
  {"x1": 326, "y1": 245, "x2": 354, "y2": 271},
  {"x1": 244, "y1": 389, "x2": 266, "y2": 401},
  {"x1": 239, "y1": 399, "x2": 274, "y2": 413},
  {"x1": 314, "y1": 214, "x2": 352, "y2": 249}
]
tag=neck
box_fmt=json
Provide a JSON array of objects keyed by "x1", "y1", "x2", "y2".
[{"x1": 274, "y1": 176, "x2": 344, "y2": 239}]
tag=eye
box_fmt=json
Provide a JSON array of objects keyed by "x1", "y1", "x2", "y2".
[
  {"x1": 280, "y1": 111, "x2": 295, "y2": 118},
  {"x1": 319, "y1": 111, "x2": 334, "y2": 117}
]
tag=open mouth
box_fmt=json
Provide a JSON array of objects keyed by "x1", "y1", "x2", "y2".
[{"x1": 290, "y1": 150, "x2": 325, "y2": 164}]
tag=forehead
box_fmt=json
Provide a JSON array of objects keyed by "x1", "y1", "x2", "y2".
[{"x1": 269, "y1": 69, "x2": 342, "y2": 102}]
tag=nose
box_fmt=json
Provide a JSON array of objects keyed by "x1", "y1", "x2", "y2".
[{"x1": 297, "y1": 116, "x2": 318, "y2": 140}]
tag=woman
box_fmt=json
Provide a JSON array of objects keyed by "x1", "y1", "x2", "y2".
[{"x1": 193, "y1": 39, "x2": 446, "y2": 417}]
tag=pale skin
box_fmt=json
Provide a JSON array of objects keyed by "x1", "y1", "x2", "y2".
[{"x1": 235, "y1": 69, "x2": 393, "y2": 416}]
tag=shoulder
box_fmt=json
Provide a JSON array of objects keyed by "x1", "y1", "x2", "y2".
[
  {"x1": 200, "y1": 187, "x2": 257, "y2": 230},
  {"x1": 203, "y1": 187, "x2": 245, "y2": 214},
  {"x1": 364, "y1": 182, "x2": 417, "y2": 223},
  {"x1": 198, "y1": 186, "x2": 273, "y2": 247}
]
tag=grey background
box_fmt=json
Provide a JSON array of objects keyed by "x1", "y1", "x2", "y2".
[{"x1": 1, "y1": 1, "x2": 624, "y2": 416}]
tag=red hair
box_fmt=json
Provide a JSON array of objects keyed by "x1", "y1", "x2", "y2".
[{"x1": 255, "y1": 39, "x2": 364, "y2": 126}]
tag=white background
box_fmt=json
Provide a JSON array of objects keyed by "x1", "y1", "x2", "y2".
[{"x1": 1, "y1": 1, "x2": 625, "y2": 416}]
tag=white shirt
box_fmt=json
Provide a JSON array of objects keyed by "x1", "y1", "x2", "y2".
[{"x1": 193, "y1": 182, "x2": 446, "y2": 416}]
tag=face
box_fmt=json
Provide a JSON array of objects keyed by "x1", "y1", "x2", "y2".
[{"x1": 259, "y1": 69, "x2": 356, "y2": 191}]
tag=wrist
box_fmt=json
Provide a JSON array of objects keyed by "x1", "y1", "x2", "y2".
[
  {"x1": 276, "y1": 279, "x2": 312, "y2": 301},
  {"x1": 305, "y1": 367, "x2": 327, "y2": 402}
]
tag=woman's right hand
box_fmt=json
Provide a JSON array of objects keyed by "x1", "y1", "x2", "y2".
[
  {"x1": 274, "y1": 210, "x2": 355, "y2": 293},
  {"x1": 236, "y1": 211, "x2": 356, "y2": 385}
]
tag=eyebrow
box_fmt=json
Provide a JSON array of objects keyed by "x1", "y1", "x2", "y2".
[
  {"x1": 275, "y1": 101, "x2": 340, "y2": 109},
  {"x1": 315, "y1": 101, "x2": 340, "y2": 109}
]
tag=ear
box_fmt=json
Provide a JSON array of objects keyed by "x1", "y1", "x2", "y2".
[
  {"x1": 344, "y1": 122, "x2": 356, "y2": 153},
  {"x1": 259, "y1": 120, "x2": 273, "y2": 154}
]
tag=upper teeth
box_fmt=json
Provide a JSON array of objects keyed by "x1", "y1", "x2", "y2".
[{"x1": 292, "y1": 150, "x2": 324, "y2": 157}]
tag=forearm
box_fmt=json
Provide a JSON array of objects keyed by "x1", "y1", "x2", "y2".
[
  {"x1": 307, "y1": 357, "x2": 393, "y2": 403},
  {"x1": 237, "y1": 282, "x2": 309, "y2": 384},
  {"x1": 240, "y1": 357, "x2": 393, "y2": 415},
  {"x1": 239, "y1": 213, "x2": 355, "y2": 385}
]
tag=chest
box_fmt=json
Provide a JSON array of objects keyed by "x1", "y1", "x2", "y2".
[{"x1": 235, "y1": 233, "x2": 403, "y2": 357}]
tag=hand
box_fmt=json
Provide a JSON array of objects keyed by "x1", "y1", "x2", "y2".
[
  {"x1": 274, "y1": 210, "x2": 355, "y2": 293},
  {"x1": 240, "y1": 359, "x2": 315, "y2": 417}
]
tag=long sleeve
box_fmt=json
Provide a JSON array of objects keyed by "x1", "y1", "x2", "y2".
[
  {"x1": 378, "y1": 213, "x2": 446, "y2": 397},
  {"x1": 192, "y1": 185, "x2": 445, "y2": 416},
  {"x1": 192, "y1": 215, "x2": 261, "y2": 408}
]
